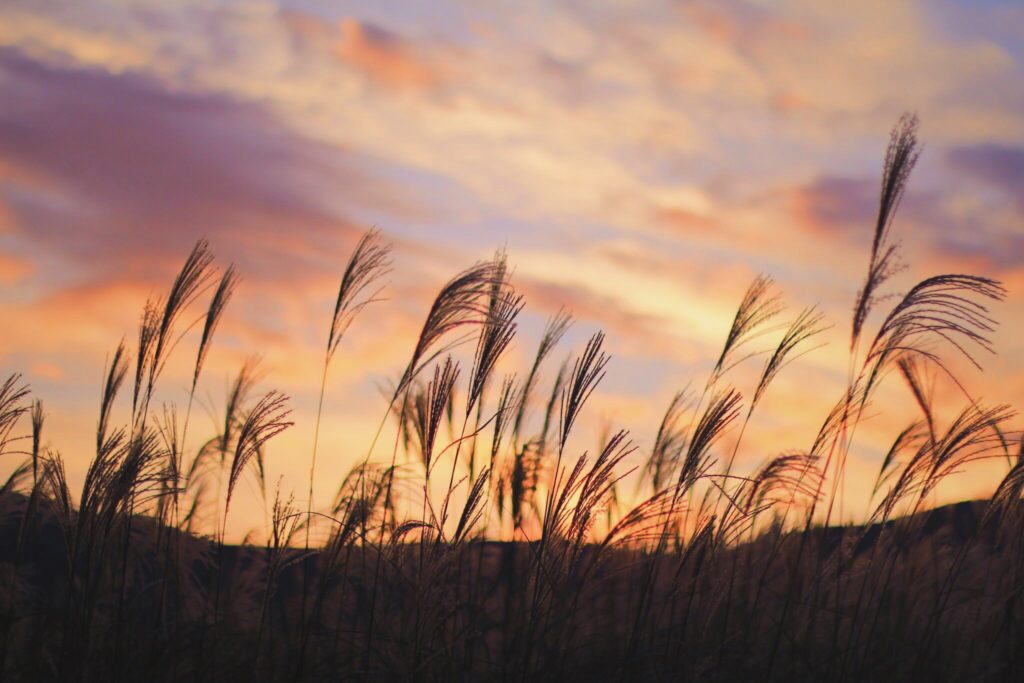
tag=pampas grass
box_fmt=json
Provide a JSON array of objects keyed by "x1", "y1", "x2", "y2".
[{"x1": 1, "y1": 116, "x2": 1023, "y2": 682}]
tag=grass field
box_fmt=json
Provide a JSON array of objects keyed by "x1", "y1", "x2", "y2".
[{"x1": 1, "y1": 115, "x2": 1022, "y2": 681}]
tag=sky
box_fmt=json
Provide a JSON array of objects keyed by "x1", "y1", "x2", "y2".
[{"x1": 1, "y1": 0, "x2": 1022, "y2": 538}]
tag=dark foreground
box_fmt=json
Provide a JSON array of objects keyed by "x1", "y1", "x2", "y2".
[{"x1": 2, "y1": 492, "x2": 1022, "y2": 682}]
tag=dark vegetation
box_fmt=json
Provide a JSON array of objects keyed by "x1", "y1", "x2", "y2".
[{"x1": 1, "y1": 115, "x2": 1022, "y2": 681}]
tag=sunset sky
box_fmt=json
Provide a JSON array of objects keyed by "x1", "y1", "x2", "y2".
[{"x1": 1, "y1": 0, "x2": 1022, "y2": 537}]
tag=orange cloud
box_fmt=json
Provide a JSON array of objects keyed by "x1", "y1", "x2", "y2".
[
  {"x1": 1, "y1": 278, "x2": 156, "y2": 356},
  {"x1": 654, "y1": 205, "x2": 722, "y2": 239},
  {"x1": 280, "y1": 10, "x2": 334, "y2": 45},
  {"x1": 769, "y1": 90, "x2": 810, "y2": 114},
  {"x1": 684, "y1": 2, "x2": 809, "y2": 47},
  {"x1": 30, "y1": 361, "x2": 63, "y2": 380},
  {"x1": 0, "y1": 251, "x2": 30, "y2": 282},
  {"x1": 335, "y1": 18, "x2": 439, "y2": 92}
]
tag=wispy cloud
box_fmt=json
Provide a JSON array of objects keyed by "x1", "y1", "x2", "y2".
[
  {"x1": 0, "y1": 0, "x2": 1022, "y2": 521},
  {"x1": 947, "y1": 143, "x2": 1024, "y2": 207}
]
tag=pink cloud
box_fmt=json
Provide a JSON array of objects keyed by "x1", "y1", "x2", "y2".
[
  {"x1": 653, "y1": 205, "x2": 724, "y2": 239},
  {"x1": 786, "y1": 176, "x2": 877, "y2": 239},
  {"x1": 682, "y1": 1, "x2": 810, "y2": 48},
  {"x1": 335, "y1": 18, "x2": 440, "y2": 92},
  {"x1": 0, "y1": 49, "x2": 431, "y2": 285}
]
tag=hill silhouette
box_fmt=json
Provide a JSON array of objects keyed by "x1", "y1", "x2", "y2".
[{"x1": 2, "y1": 487, "x2": 1021, "y2": 681}]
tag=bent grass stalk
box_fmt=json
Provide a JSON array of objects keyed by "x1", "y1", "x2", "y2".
[{"x1": 1, "y1": 114, "x2": 1020, "y2": 682}]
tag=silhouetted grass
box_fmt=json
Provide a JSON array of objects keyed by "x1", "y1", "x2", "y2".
[{"x1": 0, "y1": 116, "x2": 1021, "y2": 682}]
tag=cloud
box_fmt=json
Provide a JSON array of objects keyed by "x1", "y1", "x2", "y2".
[
  {"x1": 280, "y1": 11, "x2": 444, "y2": 93},
  {"x1": 947, "y1": 143, "x2": 1024, "y2": 203},
  {"x1": 0, "y1": 48, "x2": 431, "y2": 285},
  {"x1": 787, "y1": 176, "x2": 877, "y2": 239},
  {"x1": 335, "y1": 18, "x2": 441, "y2": 91},
  {"x1": 0, "y1": 251, "x2": 31, "y2": 283},
  {"x1": 653, "y1": 205, "x2": 725, "y2": 240},
  {"x1": 683, "y1": 0, "x2": 810, "y2": 48},
  {"x1": 30, "y1": 361, "x2": 63, "y2": 380},
  {"x1": 779, "y1": 169, "x2": 1024, "y2": 310},
  {"x1": 784, "y1": 174, "x2": 962, "y2": 247},
  {"x1": 516, "y1": 276, "x2": 665, "y2": 342}
]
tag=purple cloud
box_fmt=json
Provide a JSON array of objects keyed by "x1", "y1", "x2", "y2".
[
  {"x1": 790, "y1": 176, "x2": 877, "y2": 238},
  {"x1": 947, "y1": 143, "x2": 1024, "y2": 203},
  {"x1": 0, "y1": 49, "x2": 414, "y2": 283}
]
